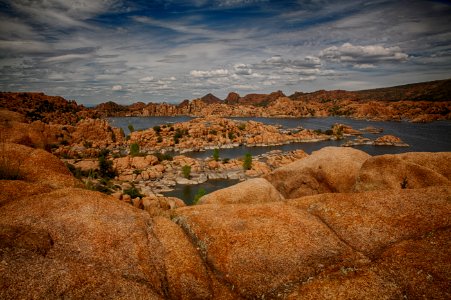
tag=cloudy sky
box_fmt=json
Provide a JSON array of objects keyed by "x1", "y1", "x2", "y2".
[{"x1": 0, "y1": 0, "x2": 450, "y2": 105}]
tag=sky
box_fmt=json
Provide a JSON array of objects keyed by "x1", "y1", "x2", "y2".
[{"x1": 0, "y1": 0, "x2": 450, "y2": 105}]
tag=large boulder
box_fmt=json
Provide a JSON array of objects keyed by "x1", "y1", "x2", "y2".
[
  {"x1": 354, "y1": 153, "x2": 450, "y2": 191},
  {"x1": 265, "y1": 147, "x2": 370, "y2": 198},
  {"x1": 0, "y1": 143, "x2": 81, "y2": 189},
  {"x1": 173, "y1": 203, "x2": 366, "y2": 299},
  {"x1": 289, "y1": 186, "x2": 451, "y2": 258},
  {"x1": 198, "y1": 178, "x2": 284, "y2": 205}
]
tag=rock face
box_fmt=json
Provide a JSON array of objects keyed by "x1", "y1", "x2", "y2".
[
  {"x1": 354, "y1": 153, "x2": 451, "y2": 191},
  {"x1": 265, "y1": 147, "x2": 370, "y2": 198},
  {"x1": 198, "y1": 178, "x2": 284, "y2": 205},
  {"x1": 1, "y1": 145, "x2": 450, "y2": 299}
]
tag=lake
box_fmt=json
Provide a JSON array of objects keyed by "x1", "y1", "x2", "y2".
[{"x1": 109, "y1": 116, "x2": 451, "y2": 203}]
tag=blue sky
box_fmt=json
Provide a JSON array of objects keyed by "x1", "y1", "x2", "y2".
[{"x1": 0, "y1": 0, "x2": 450, "y2": 105}]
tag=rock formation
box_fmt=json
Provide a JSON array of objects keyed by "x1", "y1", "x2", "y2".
[{"x1": 1, "y1": 142, "x2": 450, "y2": 299}]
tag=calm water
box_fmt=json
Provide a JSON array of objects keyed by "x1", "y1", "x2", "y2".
[
  {"x1": 163, "y1": 179, "x2": 239, "y2": 205},
  {"x1": 109, "y1": 116, "x2": 451, "y2": 204},
  {"x1": 109, "y1": 116, "x2": 193, "y2": 135}
]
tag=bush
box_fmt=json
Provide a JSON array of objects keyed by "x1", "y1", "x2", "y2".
[
  {"x1": 243, "y1": 153, "x2": 252, "y2": 170},
  {"x1": 98, "y1": 153, "x2": 116, "y2": 179},
  {"x1": 128, "y1": 124, "x2": 135, "y2": 133},
  {"x1": 228, "y1": 132, "x2": 235, "y2": 140},
  {"x1": 237, "y1": 123, "x2": 246, "y2": 131},
  {"x1": 212, "y1": 148, "x2": 219, "y2": 161},
  {"x1": 157, "y1": 136, "x2": 163, "y2": 143},
  {"x1": 182, "y1": 165, "x2": 191, "y2": 179},
  {"x1": 193, "y1": 188, "x2": 206, "y2": 205},
  {"x1": 130, "y1": 143, "x2": 140, "y2": 156},
  {"x1": 155, "y1": 152, "x2": 173, "y2": 162},
  {"x1": 153, "y1": 125, "x2": 161, "y2": 134},
  {"x1": 123, "y1": 184, "x2": 144, "y2": 199},
  {"x1": 222, "y1": 158, "x2": 230, "y2": 164}
]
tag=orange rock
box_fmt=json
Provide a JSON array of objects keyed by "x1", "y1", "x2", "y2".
[{"x1": 265, "y1": 147, "x2": 370, "y2": 198}]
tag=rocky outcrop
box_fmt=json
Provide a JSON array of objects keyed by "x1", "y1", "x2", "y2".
[
  {"x1": 354, "y1": 153, "x2": 451, "y2": 191},
  {"x1": 265, "y1": 147, "x2": 370, "y2": 198},
  {"x1": 198, "y1": 178, "x2": 284, "y2": 205},
  {"x1": 2, "y1": 145, "x2": 450, "y2": 299}
]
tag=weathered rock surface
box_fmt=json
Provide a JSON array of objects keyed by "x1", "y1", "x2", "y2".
[
  {"x1": 173, "y1": 203, "x2": 367, "y2": 299},
  {"x1": 354, "y1": 153, "x2": 451, "y2": 191},
  {"x1": 265, "y1": 147, "x2": 370, "y2": 198},
  {"x1": 1, "y1": 142, "x2": 450, "y2": 299},
  {"x1": 1, "y1": 143, "x2": 81, "y2": 189},
  {"x1": 198, "y1": 178, "x2": 284, "y2": 205}
]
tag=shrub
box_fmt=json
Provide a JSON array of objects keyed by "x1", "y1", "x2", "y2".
[
  {"x1": 212, "y1": 148, "x2": 219, "y2": 161},
  {"x1": 222, "y1": 158, "x2": 230, "y2": 164},
  {"x1": 193, "y1": 188, "x2": 206, "y2": 205},
  {"x1": 98, "y1": 153, "x2": 116, "y2": 179},
  {"x1": 228, "y1": 132, "x2": 235, "y2": 140},
  {"x1": 182, "y1": 165, "x2": 191, "y2": 179},
  {"x1": 243, "y1": 153, "x2": 252, "y2": 170},
  {"x1": 153, "y1": 125, "x2": 161, "y2": 134},
  {"x1": 123, "y1": 184, "x2": 144, "y2": 198},
  {"x1": 155, "y1": 152, "x2": 173, "y2": 162},
  {"x1": 130, "y1": 143, "x2": 140, "y2": 156},
  {"x1": 157, "y1": 136, "x2": 163, "y2": 143},
  {"x1": 128, "y1": 124, "x2": 135, "y2": 133},
  {"x1": 209, "y1": 130, "x2": 217, "y2": 135},
  {"x1": 237, "y1": 123, "x2": 246, "y2": 131}
]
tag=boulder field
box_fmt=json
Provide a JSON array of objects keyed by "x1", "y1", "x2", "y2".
[{"x1": 1, "y1": 145, "x2": 450, "y2": 299}]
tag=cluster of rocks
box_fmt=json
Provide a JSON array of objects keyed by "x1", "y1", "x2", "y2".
[
  {"x1": 128, "y1": 116, "x2": 328, "y2": 154},
  {"x1": 1, "y1": 143, "x2": 450, "y2": 299}
]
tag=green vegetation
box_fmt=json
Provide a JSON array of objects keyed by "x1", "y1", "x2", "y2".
[
  {"x1": 157, "y1": 136, "x2": 163, "y2": 143},
  {"x1": 243, "y1": 153, "x2": 253, "y2": 170},
  {"x1": 193, "y1": 187, "x2": 207, "y2": 205},
  {"x1": 97, "y1": 149, "x2": 116, "y2": 179},
  {"x1": 212, "y1": 148, "x2": 219, "y2": 161},
  {"x1": 155, "y1": 152, "x2": 173, "y2": 162},
  {"x1": 128, "y1": 124, "x2": 135, "y2": 133},
  {"x1": 222, "y1": 158, "x2": 230, "y2": 164},
  {"x1": 182, "y1": 165, "x2": 191, "y2": 179},
  {"x1": 129, "y1": 143, "x2": 140, "y2": 156},
  {"x1": 209, "y1": 129, "x2": 217, "y2": 135},
  {"x1": 237, "y1": 123, "x2": 246, "y2": 131},
  {"x1": 153, "y1": 125, "x2": 161, "y2": 134},
  {"x1": 123, "y1": 184, "x2": 144, "y2": 199},
  {"x1": 228, "y1": 132, "x2": 235, "y2": 140}
]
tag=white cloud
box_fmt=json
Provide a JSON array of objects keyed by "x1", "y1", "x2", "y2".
[
  {"x1": 190, "y1": 68, "x2": 229, "y2": 78},
  {"x1": 319, "y1": 43, "x2": 408, "y2": 67},
  {"x1": 299, "y1": 76, "x2": 316, "y2": 81},
  {"x1": 233, "y1": 63, "x2": 253, "y2": 75},
  {"x1": 112, "y1": 85, "x2": 122, "y2": 91},
  {"x1": 139, "y1": 76, "x2": 155, "y2": 83}
]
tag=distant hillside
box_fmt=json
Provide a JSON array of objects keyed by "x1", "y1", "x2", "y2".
[
  {"x1": 289, "y1": 79, "x2": 451, "y2": 102},
  {"x1": 0, "y1": 92, "x2": 97, "y2": 124}
]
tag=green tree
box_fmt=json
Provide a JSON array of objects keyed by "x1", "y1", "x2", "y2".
[
  {"x1": 130, "y1": 143, "x2": 140, "y2": 156},
  {"x1": 243, "y1": 153, "x2": 252, "y2": 170},
  {"x1": 212, "y1": 148, "x2": 219, "y2": 161},
  {"x1": 193, "y1": 188, "x2": 206, "y2": 205},
  {"x1": 182, "y1": 165, "x2": 191, "y2": 179},
  {"x1": 98, "y1": 151, "x2": 116, "y2": 179},
  {"x1": 128, "y1": 124, "x2": 135, "y2": 133},
  {"x1": 153, "y1": 125, "x2": 161, "y2": 134}
]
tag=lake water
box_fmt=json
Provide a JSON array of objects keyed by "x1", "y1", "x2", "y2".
[{"x1": 109, "y1": 116, "x2": 451, "y2": 203}]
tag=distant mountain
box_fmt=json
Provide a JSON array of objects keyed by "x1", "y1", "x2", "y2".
[
  {"x1": 200, "y1": 93, "x2": 222, "y2": 104},
  {"x1": 289, "y1": 79, "x2": 451, "y2": 102}
]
